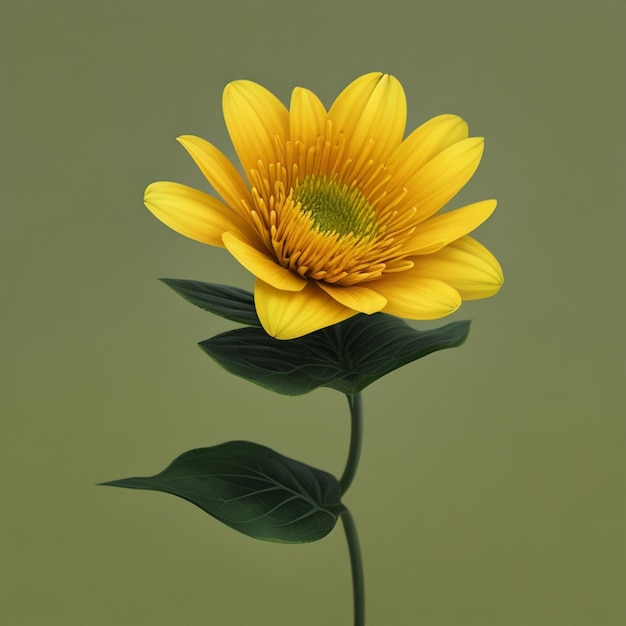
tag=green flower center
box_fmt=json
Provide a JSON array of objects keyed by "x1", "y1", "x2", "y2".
[{"x1": 293, "y1": 175, "x2": 378, "y2": 239}]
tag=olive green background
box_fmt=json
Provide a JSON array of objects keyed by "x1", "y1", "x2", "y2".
[{"x1": 2, "y1": 1, "x2": 624, "y2": 624}]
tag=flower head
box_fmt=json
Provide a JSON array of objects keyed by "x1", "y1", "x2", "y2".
[{"x1": 145, "y1": 73, "x2": 503, "y2": 339}]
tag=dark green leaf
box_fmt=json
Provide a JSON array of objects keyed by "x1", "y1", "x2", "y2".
[
  {"x1": 160, "y1": 279, "x2": 260, "y2": 326},
  {"x1": 101, "y1": 441, "x2": 344, "y2": 543},
  {"x1": 200, "y1": 313, "x2": 471, "y2": 395}
]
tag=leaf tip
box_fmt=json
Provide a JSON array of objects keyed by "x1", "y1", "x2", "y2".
[
  {"x1": 158, "y1": 277, "x2": 178, "y2": 289},
  {"x1": 97, "y1": 479, "x2": 123, "y2": 488}
]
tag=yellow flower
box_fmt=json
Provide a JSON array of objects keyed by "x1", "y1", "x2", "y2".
[{"x1": 145, "y1": 72, "x2": 503, "y2": 340}]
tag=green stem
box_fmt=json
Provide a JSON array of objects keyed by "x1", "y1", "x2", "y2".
[
  {"x1": 341, "y1": 508, "x2": 365, "y2": 626},
  {"x1": 339, "y1": 393, "x2": 365, "y2": 625},
  {"x1": 339, "y1": 393, "x2": 363, "y2": 494}
]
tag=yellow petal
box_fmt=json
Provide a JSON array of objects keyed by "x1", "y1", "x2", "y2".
[
  {"x1": 329, "y1": 73, "x2": 382, "y2": 137},
  {"x1": 223, "y1": 80, "x2": 289, "y2": 177},
  {"x1": 289, "y1": 87, "x2": 327, "y2": 148},
  {"x1": 318, "y1": 282, "x2": 387, "y2": 314},
  {"x1": 222, "y1": 232, "x2": 306, "y2": 292},
  {"x1": 144, "y1": 182, "x2": 251, "y2": 247},
  {"x1": 403, "y1": 137, "x2": 485, "y2": 222},
  {"x1": 255, "y1": 280, "x2": 355, "y2": 340},
  {"x1": 329, "y1": 72, "x2": 407, "y2": 167},
  {"x1": 372, "y1": 274, "x2": 461, "y2": 320},
  {"x1": 177, "y1": 135, "x2": 250, "y2": 220},
  {"x1": 387, "y1": 114, "x2": 469, "y2": 180},
  {"x1": 411, "y1": 236, "x2": 504, "y2": 300},
  {"x1": 405, "y1": 199, "x2": 497, "y2": 255}
]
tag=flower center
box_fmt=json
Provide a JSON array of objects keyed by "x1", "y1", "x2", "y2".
[
  {"x1": 292, "y1": 175, "x2": 377, "y2": 239},
  {"x1": 245, "y1": 161, "x2": 417, "y2": 286}
]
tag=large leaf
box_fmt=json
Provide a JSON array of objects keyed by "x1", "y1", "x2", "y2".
[
  {"x1": 200, "y1": 314, "x2": 471, "y2": 395},
  {"x1": 160, "y1": 279, "x2": 261, "y2": 326},
  {"x1": 101, "y1": 441, "x2": 344, "y2": 543}
]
